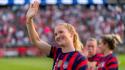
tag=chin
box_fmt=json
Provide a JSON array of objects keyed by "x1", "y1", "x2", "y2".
[
  {"x1": 57, "y1": 42, "x2": 65, "y2": 47},
  {"x1": 57, "y1": 40, "x2": 66, "y2": 45},
  {"x1": 88, "y1": 54, "x2": 93, "y2": 57}
]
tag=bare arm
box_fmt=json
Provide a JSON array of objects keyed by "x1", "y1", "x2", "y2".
[{"x1": 26, "y1": 1, "x2": 51, "y2": 56}]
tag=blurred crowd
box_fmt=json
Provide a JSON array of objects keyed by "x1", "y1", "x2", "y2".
[{"x1": 0, "y1": 5, "x2": 124, "y2": 47}]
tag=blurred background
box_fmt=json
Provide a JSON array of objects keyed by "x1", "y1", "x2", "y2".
[{"x1": 0, "y1": 0, "x2": 125, "y2": 70}]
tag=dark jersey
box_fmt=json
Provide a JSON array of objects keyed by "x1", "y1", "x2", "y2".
[
  {"x1": 49, "y1": 47, "x2": 88, "y2": 70},
  {"x1": 88, "y1": 54, "x2": 103, "y2": 62},
  {"x1": 97, "y1": 53, "x2": 118, "y2": 70},
  {"x1": 87, "y1": 54, "x2": 103, "y2": 70}
]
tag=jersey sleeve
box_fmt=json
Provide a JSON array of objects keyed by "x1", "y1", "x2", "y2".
[{"x1": 48, "y1": 46, "x2": 61, "y2": 60}]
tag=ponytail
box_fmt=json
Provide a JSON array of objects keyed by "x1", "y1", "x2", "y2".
[
  {"x1": 112, "y1": 34, "x2": 122, "y2": 45},
  {"x1": 101, "y1": 34, "x2": 122, "y2": 50},
  {"x1": 73, "y1": 31, "x2": 83, "y2": 51}
]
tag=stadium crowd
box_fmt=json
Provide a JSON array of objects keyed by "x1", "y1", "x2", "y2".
[{"x1": 0, "y1": 5, "x2": 124, "y2": 47}]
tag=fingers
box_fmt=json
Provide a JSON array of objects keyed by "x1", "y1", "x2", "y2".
[
  {"x1": 27, "y1": 0, "x2": 39, "y2": 16},
  {"x1": 36, "y1": 4, "x2": 39, "y2": 12},
  {"x1": 34, "y1": 1, "x2": 39, "y2": 13},
  {"x1": 34, "y1": 1, "x2": 39, "y2": 10},
  {"x1": 34, "y1": 1, "x2": 37, "y2": 7},
  {"x1": 32, "y1": 1, "x2": 39, "y2": 8},
  {"x1": 29, "y1": 0, "x2": 39, "y2": 8},
  {"x1": 36, "y1": 1, "x2": 39, "y2": 7}
]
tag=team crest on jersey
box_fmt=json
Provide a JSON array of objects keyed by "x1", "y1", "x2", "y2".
[
  {"x1": 58, "y1": 60, "x2": 63, "y2": 67},
  {"x1": 63, "y1": 61, "x2": 68, "y2": 69}
]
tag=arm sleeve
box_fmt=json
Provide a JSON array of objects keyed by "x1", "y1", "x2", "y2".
[{"x1": 48, "y1": 46, "x2": 61, "y2": 60}]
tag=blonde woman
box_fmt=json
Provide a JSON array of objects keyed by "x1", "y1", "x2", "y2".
[
  {"x1": 26, "y1": 1, "x2": 87, "y2": 70},
  {"x1": 97, "y1": 34, "x2": 122, "y2": 70}
]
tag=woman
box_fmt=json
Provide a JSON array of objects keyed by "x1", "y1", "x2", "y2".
[
  {"x1": 26, "y1": 1, "x2": 87, "y2": 70},
  {"x1": 85, "y1": 38, "x2": 103, "y2": 70},
  {"x1": 97, "y1": 34, "x2": 122, "y2": 70}
]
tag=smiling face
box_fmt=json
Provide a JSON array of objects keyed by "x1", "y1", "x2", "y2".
[{"x1": 54, "y1": 25, "x2": 73, "y2": 47}]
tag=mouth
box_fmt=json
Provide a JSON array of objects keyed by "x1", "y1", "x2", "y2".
[{"x1": 87, "y1": 49, "x2": 92, "y2": 52}]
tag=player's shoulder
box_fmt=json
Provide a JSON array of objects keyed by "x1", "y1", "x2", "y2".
[
  {"x1": 108, "y1": 53, "x2": 117, "y2": 59},
  {"x1": 76, "y1": 51, "x2": 87, "y2": 61},
  {"x1": 106, "y1": 53, "x2": 118, "y2": 63},
  {"x1": 51, "y1": 46, "x2": 62, "y2": 52}
]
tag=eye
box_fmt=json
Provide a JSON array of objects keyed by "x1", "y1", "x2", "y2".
[
  {"x1": 54, "y1": 33, "x2": 57, "y2": 36},
  {"x1": 54, "y1": 30, "x2": 64, "y2": 37},
  {"x1": 59, "y1": 30, "x2": 63, "y2": 34}
]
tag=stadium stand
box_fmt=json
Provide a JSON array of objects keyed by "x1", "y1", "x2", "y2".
[{"x1": 0, "y1": 0, "x2": 124, "y2": 57}]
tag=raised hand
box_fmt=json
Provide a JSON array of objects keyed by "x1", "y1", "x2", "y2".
[{"x1": 26, "y1": 1, "x2": 39, "y2": 23}]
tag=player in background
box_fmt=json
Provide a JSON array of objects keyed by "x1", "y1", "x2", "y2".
[
  {"x1": 84, "y1": 38, "x2": 103, "y2": 70},
  {"x1": 26, "y1": 1, "x2": 87, "y2": 70},
  {"x1": 97, "y1": 34, "x2": 122, "y2": 70}
]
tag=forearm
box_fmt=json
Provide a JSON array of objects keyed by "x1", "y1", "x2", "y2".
[
  {"x1": 25, "y1": 1, "x2": 51, "y2": 56},
  {"x1": 26, "y1": 19, "x2": 40, "y2": 43},
  {"x1": 26, "y1": 19, "x2": 51, "y2": 55}
]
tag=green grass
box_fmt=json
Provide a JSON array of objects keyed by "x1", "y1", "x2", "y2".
[
  {"x1": 118, "y1": 54, "x2": 125, "y2": 70},
  {"x1": 0, "y1": 57, "x2": 53, "y2": 70},
  {"x1": 0, "y1": 54, "x2": 124, "y2": 70}
]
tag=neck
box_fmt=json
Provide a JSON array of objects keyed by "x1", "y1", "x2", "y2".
[
  {"x1": 104, "y1": 49, "x2": 113, "y2": 56},
  {"x1": 61, "y1": 43, "x2": 75, "y2": 53}
]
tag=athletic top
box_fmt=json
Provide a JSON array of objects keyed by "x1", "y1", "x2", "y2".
[
  {"x1": 88, "y1": 53, "x2": 103, "y2": 62},
  {"x1": 49, "y1": 46, "x2": 88, "y2": 70},
  {"x1": 97, "y1": 53, "x2": 118, "y2": 70}
]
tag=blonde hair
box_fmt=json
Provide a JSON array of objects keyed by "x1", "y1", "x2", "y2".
[
  {"x1": 57, "y1": 23, "x2": 83, "y2": 51},
  {"x1": 86, "y1": 37, "x2": 97, "y2": 46},
  {"x1": 101, "y1": 34, "x2": 122, "y2": 50},
  {"x1": 87, "y1": 38, "x2": 97, "y2": 43}
]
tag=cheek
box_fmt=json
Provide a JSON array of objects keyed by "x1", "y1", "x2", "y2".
[
  {"x1": 99, "y1": 44, "x2": 106, "y2": 52},
  {"x1": 64, "y1": 34, "x2": 72, "y2": 41},
  {"x1": 61, "y1": 35, "x2": 68, "y2": 41},
  {"x1": 92, "y1": 48, "x2": 96, "y2": 53},
  {"x1": 54, "y1": 36, "x2": 56, "y2": 40},
  {"x1": 98, "y1": 45, "x2": 103, "y2": 50},
  {"x1": 86, "y1": 47, "x2": 89, "y2": 50},
  {"x1": 91, "y1": 48, "x2": 96, "y2": 53}
]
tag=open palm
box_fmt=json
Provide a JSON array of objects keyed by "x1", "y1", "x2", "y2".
[{"x1": 26, "y1": 1, "x2": 39, "y2": 20}]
